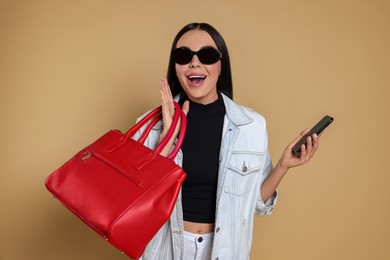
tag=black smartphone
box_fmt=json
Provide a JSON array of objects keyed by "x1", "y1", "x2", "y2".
[{"x1": 292, "y1": 115, "x2": 334, "y2": 156}]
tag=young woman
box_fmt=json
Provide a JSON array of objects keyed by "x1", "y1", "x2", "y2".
[{"x1": 136, "y1": 22, "x2": 319, "y2": 260}]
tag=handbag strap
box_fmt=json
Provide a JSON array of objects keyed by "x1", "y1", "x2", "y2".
[
  {"x1": 131, "y1": 102, "x2": 186, "y2": 170},
  {"x1": 164, "y1": 107, "x2": 187, "y2": 160},
  {"x1": 136, "y1": 111, "x2": 162, "y2": 145},
  {"x1": 153, "y1": 102, "x2": 185, "y2": 160},
  {"x1": 123, "y1": 105, "x2": 162, "y2": 139},
  {"x1": 113, "y1": 102, "x2": 186, "y2": 161}
]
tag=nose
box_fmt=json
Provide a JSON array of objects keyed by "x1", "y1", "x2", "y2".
[{"x1": 189, "y1": 54, "x2": 201, "y2": 68}]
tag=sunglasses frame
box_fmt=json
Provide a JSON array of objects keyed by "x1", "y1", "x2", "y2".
[{"x1": 171, "y1": 46, "x2": 222, "y2": 65}]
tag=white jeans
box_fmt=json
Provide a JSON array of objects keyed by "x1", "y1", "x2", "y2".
[{"x1": 183, "y1": 231, "x2": 214, "y2": 260}]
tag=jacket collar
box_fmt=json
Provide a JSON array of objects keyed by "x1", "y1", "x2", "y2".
[{"x1": 220, "y1": 93, "x2": 253, "y2": 126}]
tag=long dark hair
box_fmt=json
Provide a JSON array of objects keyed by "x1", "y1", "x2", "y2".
[{"x1": 166, "y1": 23, "x2": 233, "y2": 100}]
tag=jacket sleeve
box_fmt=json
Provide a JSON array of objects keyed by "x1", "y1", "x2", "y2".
[{"x1": 255, "y1": 133, "x2": 278, "y2": 216}]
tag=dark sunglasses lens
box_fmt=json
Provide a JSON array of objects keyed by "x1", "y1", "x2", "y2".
[
  {"x1": 198, "y1": 48, "x2": 221, "y2": 64},
  {"x1": 172, "y1": 48, "x2": 192, "y2": 65},
  {"x1": 172, "y1": 47, "x2": 221, "y2": 65}
]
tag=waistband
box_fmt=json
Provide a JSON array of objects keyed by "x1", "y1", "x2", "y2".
[{"x1": 184, "y1": 230, "x2": 214, "y2": 242}]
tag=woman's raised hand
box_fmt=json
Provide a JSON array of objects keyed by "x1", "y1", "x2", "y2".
[{"x1": 158, "y1": 77, "x2": 189, "y2": 156}]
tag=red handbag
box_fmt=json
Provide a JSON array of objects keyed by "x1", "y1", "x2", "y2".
[{"x1": 45, "y1": 102, "x2": 186, "y2": 259}]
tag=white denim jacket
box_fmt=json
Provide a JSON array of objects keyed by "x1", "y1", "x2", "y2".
[{"x1": 136, "y1": 94, "x2": 278, "y2": 260}]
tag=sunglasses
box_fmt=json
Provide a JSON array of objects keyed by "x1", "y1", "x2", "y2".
[{"x1": 171, "y1": 47, "x2": 222, "y2": 65}]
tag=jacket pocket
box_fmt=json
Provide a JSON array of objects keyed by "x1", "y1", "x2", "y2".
[{"x1": 224, "y1": 151, "x2": 263, "y2": 196}]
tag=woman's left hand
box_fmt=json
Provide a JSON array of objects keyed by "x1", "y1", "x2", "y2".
[
  {"x1": 261, "y1": 129, "x2": 320, "y2": 202},
  {"x1": 276, "y1": 129, "x2": 320, "y2": 173}
]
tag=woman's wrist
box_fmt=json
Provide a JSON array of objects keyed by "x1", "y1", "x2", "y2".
[{"x1": 273, "y1": 160, "x2": 289, "y2": 177}]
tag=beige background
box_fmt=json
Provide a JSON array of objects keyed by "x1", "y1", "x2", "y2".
[{"x1": 1, "y1": 0, "x2": 389, "y2": 259}]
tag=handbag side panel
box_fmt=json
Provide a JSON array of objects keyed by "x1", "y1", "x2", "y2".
[{"x1": 107, "y1": 166, "x2": 186, "y2": 259}]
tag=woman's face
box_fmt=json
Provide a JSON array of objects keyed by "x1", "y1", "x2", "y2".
[{"x1": 175, "y1": 29, "x2": 222, "y2": 105}]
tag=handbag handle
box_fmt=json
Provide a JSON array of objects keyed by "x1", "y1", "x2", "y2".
[
  {"x1": 123, "y1": 105, "x2": 163, "y2": 140},
  {"x1": 136, "y1": 111, "x2": 162, "y2": 145},
  {"x1": 112, "y1": 102, "x2": 186, "y2": 162},
  {"x1": 131, "y1": 102, "x2": 186, "y2": 170},
  {"x1": 137, "y1": 102, "x2": 185, "y2": 160},
  {"x1": 164, "y1": 107, "x2": 187, "y2": 160}
]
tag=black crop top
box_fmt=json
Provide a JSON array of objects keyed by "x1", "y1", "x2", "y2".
[{"x1": 180, "y1": 94, "x2": 225, "y2": 223}]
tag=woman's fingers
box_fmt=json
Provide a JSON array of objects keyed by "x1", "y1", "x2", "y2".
[
  {"x1": 159, "y1": 77, "x2": 175, "y2": 140},
  {"x1": 160, "y1": 79, "x2": 167, "y2": 111},
  {"x1": 287, "y1": 128, "x2": 310, "y2": 150},
  {"x1": 306, "y1": 135, "x2": 313, "y2": 155},
  {"x1": 182, "y1": 100, "x2": 190, "y2": 115},
  {"x1": 278, "y1": 128, "x2": 322, "y2": 170},
  {"x1": 160, "y1": 78, "x2": 173, "y2": 115},
  {"x1": 300, "y1": 132, "x2": 320, "y2": 163},
  {"x1": 162, "y1": 77, "x2": 174, "y2": 114}
]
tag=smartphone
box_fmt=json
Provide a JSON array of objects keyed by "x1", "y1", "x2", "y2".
[{"x1": 292, "y1": 115, "x2": 334, "y2": 156}]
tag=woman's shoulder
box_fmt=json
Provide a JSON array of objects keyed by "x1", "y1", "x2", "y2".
[{"x1": 239, "y1": 104, "x2": 266, "y2": 123}]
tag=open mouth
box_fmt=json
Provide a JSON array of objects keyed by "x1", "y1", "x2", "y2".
[{"x1": 187, "y1": 75, "x2": 206, "y2": 85}]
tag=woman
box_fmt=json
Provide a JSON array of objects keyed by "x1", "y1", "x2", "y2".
[{"x1": 137, "y1": 22, "x2": 319, "y2": 260}]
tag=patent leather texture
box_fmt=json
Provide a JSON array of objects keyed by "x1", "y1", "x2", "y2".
[{"x1": 45, "y1": 102, "x2": 187, "y2": 259}]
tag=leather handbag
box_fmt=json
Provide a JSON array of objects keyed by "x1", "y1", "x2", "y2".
[{"x1": 45, "y1": 102, "x2": 186, "y2": 259}]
